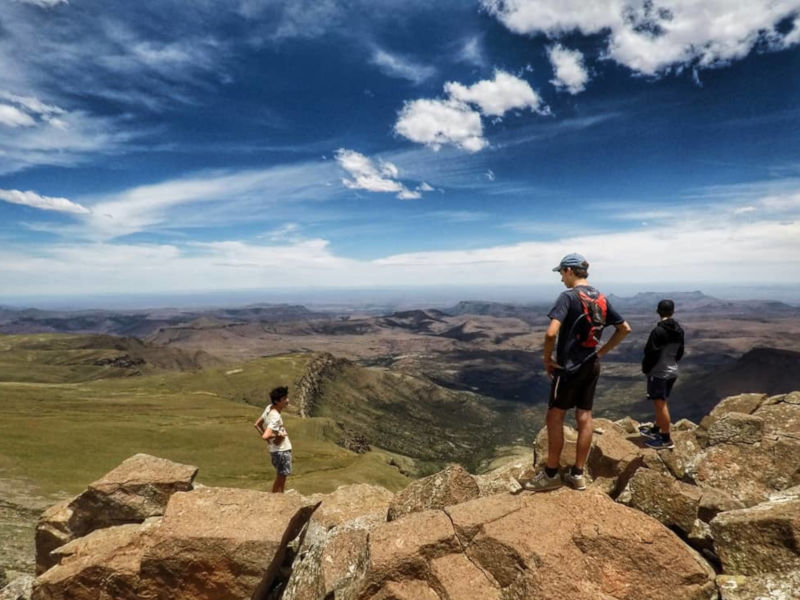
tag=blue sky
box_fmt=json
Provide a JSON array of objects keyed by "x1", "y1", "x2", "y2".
[{"x1": 1, "y1": 0, "x2": 800, "y2": 301}]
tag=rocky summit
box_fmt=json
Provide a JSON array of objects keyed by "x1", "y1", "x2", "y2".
[{"x1": 7, "y1": 390, "x2": 800, "y2": 600}]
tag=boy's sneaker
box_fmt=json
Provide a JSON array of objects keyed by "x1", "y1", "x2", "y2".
[
  {"x1": 645, "y1": 436, "x2": 675, "y2": 450},
  {"x1": 638, "y1": 424, "x2": 659, "y2": 439},
  {"x1": 523, "y1": 470, "x2": 562, "y2": 492},
  {"x1": 563, "y1": 470, "x2": 587, "y2": 490}
]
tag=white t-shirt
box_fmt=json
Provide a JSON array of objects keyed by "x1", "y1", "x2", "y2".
[{"x1": 262, "y1": 407, "x2": 292, "y2": 453}]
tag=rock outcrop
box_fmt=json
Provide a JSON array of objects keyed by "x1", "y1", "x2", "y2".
[
  {"x1": 35, "y1": 453, "x2": 197, "y2": 574},
  {"x1": 28, "y1": 389, "x2": 800, "y2": 600}
]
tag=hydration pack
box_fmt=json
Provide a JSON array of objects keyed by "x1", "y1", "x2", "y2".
[{"x1": 571, "y1": 288, "x2": 608, "y2": 348}]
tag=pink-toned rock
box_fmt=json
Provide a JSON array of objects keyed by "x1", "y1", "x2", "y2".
[
  {"x1": 305, "y1": 483, "x2": 393, "y2": 531},
  {"x1": 32, "y1": 521, "x2": 157, "y2": 600},
  {"x1": 585, "y1": 418, "x2": 645, "y2": 496},
  {"x1": 619, "y1": 468, "x2": 702, "y2": 534},
  {"x1": 286, "y1": 489, "x2": 716, "y2": 599},
  {"x1": 138, "y1": 487, "x2": 319, "y2": 600},
  {"x1": 708, "y1": 393, "x2": 767, "y2": 421},
  {"x1": 695, "y1": 438, "x2": 800, "y2": 506},
  {"x1": 282, "y1": 525, "x2": 370, "y2": 600},
  {"x1": 386, "y1": 464, "x2": 479, "y2": 521},
  {"x1": 35, "y1": 454, "x2": 197, "y2": 573},
  {"x1": 707, "y1": 413, "x2": 764, "y2": 446},
  {"x1": 710, "y1": 497, "x2": 800, "y2": 576},
  {"x1": 474, "y1": 459, "x2": 529, "y2": 496},
  {"x1": 659, "y1": 429, "x2": 703, "y2": 481}
]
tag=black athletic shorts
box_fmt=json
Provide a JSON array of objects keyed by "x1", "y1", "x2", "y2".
[
  {"x1": 647, "y1": 376, "x2": 676, "y2": 400},
  {"x1": 549, "y1": 358, "x2": 600, "y2": 411}
]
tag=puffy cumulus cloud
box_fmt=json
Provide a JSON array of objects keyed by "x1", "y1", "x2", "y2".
[
  {"x1": 445, "y1": 70, "x2": 546, "y2": 116},
  {"x1": 395, "y1": 71, "x2": 544, "y2": 152},
  {"x1": 395, "y1": 99, "x2": 487, "y2": 152},
  {"x1": 548, "y1": 45, "x2": 589, "y2": 94},
  {"x1": 0, "y1": 189, "x2": 90, "y2": 214},
  {"x1": 335, "y1": 149, "x2": 426, "y2": 199},
  {"x1": 370, "y1": 48, "x2": 436, "y2": 84},
  {"x1": 482, "y1": 0, "x2": 800, "y2": 76}
]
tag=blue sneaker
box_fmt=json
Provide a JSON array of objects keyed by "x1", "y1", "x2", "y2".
[
  {"x1": 638, "y1": 424, "x2": 659, "y2": 439},
  {"x1": 645, "y1": 436, "x2": 675, "y2": 450}
]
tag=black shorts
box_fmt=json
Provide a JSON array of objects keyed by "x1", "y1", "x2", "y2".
[
  {"x1": 549, "y1": 358, "x2": 600, "y2": 411},
  {"x1": 647, "y1": 376, "x2": 676, "y2": 400}
]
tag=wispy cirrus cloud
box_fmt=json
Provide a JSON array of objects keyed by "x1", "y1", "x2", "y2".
[
  {"x1": 369, "y1": 48, "x2": 436, "y2": 84},
  {"x1": 335, "y1": 148, "x2": 431, "y2": 200},
  {"x1": 0, "y1": 189, "x2": 90, "y2": 214},
  {"x1": 482, "y1": 0, "x2": 800, "y2": 76}
]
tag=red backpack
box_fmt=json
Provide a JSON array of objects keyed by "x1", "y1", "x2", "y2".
[{"x1": 571, "y1": 288, "x2": 608, "y2": 348}]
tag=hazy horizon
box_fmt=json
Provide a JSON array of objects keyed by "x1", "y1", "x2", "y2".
[{"x1": 2, "y1": 282, "x2": 799, "y2": 312}]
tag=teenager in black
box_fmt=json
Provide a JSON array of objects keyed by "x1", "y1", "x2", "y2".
[{"x1": 639, "y1": 299, "x2": 685, "y2": 449}]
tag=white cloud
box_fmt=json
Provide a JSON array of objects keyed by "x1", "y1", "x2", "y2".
[
  {"x1": 456, "y1": 36, "x2": 488, "y2": 68},
  {"x1": 0, "y1": 189, "x2": 90, "y2": 214},
  {"x1": 395, "y1": 99, "x2": 487, "y2": 153},
  {"x1": 18, "y1": 0, "x2": 68, "y2": 6},
  {"x1": 482, "y1": 0, "x2": 800, "y2": 76},
  {"x1": 335, "y1": 148, "x2": 424, "y2": 199},
  {"x1": 395, "y1": 72, "x2": 546, "y2": 152},
  {"x1": 445, "y1": 70, "x2": 546, "y2": 117},
  {"x1": 370, "y1": 49, "x2": 436, "y2": 84},
  {"x1": 0, "y1": 104, "x2": 36, "y2": 128},
  {"x1": 548, "y1": 44, "x2": 589, "y2": 94}
]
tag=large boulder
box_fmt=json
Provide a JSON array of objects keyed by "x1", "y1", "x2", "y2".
[
  {"x1": 585, "y1": 419, "x2": 645, "y2": 496},
  {"x1": 387, "y1": 464, "x2": 479, "y2": 521},
  {"x1": 533, "y1": 419, "x2": 645, "y2": 496},
  {"x1": 32, "y1": 488, "x2": 319, "y2": 600},
  {"x1": 32, "y1": 521, "x2": 158, "y2": 600},
  {"x1": 618, "y1": 468, "x2": 702, "y2": 535},
  {"x1": 286, "y1": 488, "x2": 717, "y2": 599},
  {"x1": 710, "y1": 497, "x2": 800, "y2": 576},
  {"x1": 138, "y1": 487, "x2": 319, "y2": 600},
  {"x1": 474, "y1": 459, "x2": 529, "y2": 496},
  {"x1": 694, "y1": 438, "x2": 800, "y2": 506},
  {"x1": 707, "y1": 413, "x2": 764, "y2": 446},
  {"x1": 35, "y1": 454, "x2": 197, "y2": 573}
]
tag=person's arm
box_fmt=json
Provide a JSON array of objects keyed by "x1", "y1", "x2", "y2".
[
  {"x1": 262, "y1": 427, "x2": 285, "y2": 443},
  {"x1": 597, "y1": 321, "x2": 631, "y2": 359},
  {"x1": 641, "y1": 328, "x2": 661, "y2": 373},
  {"x1": 543, "y1": 319, "x2": 562, "y2": 378},
  {"x1": 254, "y1": 416, "x2": 265, "y2": 435}
]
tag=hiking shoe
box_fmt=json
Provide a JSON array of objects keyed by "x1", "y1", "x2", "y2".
[
  {"x1": 638, "y1": 424, "x2": 659, "y2": 439},
  {"x1": 523, "y1": 470, "x2": 562, "y2": 492},
  {"x1": 645, "y1": 436, "x2": 675, "y2": 450},
  {"x1": 563, "y1": 470, "x2": 587, "y2": 490}
]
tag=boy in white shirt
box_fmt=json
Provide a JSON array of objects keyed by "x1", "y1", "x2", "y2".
[{"x1": 254, "y1": 386, "x2": 292, "y2": 493}]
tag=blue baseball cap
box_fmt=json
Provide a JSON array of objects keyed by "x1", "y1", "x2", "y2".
[{"x1": 552, "y1": 252, "x2": 588, "y2": 272}]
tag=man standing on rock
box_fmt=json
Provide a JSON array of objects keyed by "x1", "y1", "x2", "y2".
[
  {"x1": 254, "y1": 386, "x2": 292, "y2": 493},
  {"x1": 525, "y1": 253, "x2": 631, "y2": 492},
  {"x1": 638, "y1": 299, "x2": 685, "y2": 450}
]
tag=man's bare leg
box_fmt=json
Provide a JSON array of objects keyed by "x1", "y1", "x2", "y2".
[
  {"x1": 272, "y1": 474, "x2": 286, "y2": 493},
  {"x1": 546, "y1": 407, "x2": 567, "y2": 469},
  {"x1": 575, "y1": 409, "x2": 593, "y2": 469},
  {"x1": 653, "y1": 399, "x2": 670, "y2": 435}
]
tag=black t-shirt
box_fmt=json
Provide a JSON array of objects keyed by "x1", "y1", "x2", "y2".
[{"x1": 547, "y1": 285, "x2": 624, "y2": 365}]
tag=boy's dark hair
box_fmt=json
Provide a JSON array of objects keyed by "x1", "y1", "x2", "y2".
[
  {"x1": 657, "y1": 299, "x2": 675, "y2": 317},
  {"x1": 569, "y1": 264, "x2": 589, "y2": 278},
  {"x1": 270, "y1": 386, "x2": 289, "y2": 404}
]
